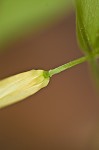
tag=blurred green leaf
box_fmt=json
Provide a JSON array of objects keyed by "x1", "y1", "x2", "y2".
[
  {"x1": 76, "y1": 0, "x2": 99, "y2": 84},
  {"x1": 0, "y1": 0, "x2": 72, "y2": 48},
  {"x1": 76, "y1": 0, "x2": 99, "y2": 54}
]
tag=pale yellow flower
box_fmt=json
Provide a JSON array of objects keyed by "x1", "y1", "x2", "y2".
[{"x1": 0, "y1": 70, "x2": 50, "y2": 108}]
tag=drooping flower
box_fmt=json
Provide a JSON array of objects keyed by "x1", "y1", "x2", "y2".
[{"x1": 0, "y1": 70, "x2": 50, "y2": 108}]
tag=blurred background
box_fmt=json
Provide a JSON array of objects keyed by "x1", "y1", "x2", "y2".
[{"x1": 0, "y1": 1, "x2": 99, "y2": 150}]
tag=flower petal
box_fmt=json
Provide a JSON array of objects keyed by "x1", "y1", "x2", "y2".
[{"x1": 0, "y1": 70, "x2": 50, "y2": 108}]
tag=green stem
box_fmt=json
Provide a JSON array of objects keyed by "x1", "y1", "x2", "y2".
[
  {"x1": 49, "y1": 56, "x2": 88, "y2": 77},
  {"x1": 49, "y1": 50, "x2": 99, "y2": 77}
]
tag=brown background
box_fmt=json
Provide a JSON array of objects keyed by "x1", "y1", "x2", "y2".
[{"x1": 0, "y1": 11, "x2": 99, "y2": 150}]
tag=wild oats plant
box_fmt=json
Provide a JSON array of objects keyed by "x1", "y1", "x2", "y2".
[{"x1": 0, "y1": 0, "x2": 99, "y2": 108}]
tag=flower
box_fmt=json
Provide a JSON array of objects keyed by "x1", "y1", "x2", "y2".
[{"x1": 0, "y1": 70, "x2": 50, "y2": 108}]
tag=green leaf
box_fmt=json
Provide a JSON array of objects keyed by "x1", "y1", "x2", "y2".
[
  {"x1": 76, "y1": 0, "x2": 99, "y2": 54},
  {"x1": 76, "y1": 0, "x2": 99, "y2": 85},
  {"x1": 0, "y1": 0, "x2": 72, "y2": 48}
]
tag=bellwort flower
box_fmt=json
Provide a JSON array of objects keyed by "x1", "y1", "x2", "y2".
[
  {"x1": 0, "y1": 50, "x2": 99, "y2": 109},
  {"x1": 0, "y1": 70, "x2": 50, "y2": 108}
]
